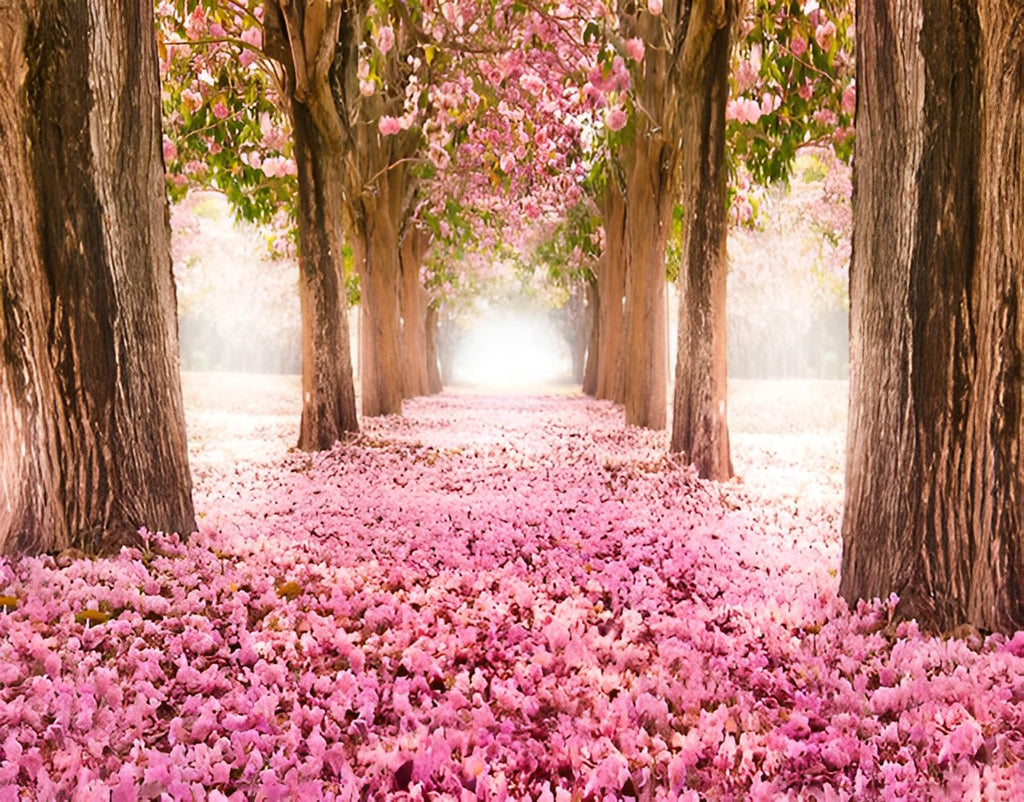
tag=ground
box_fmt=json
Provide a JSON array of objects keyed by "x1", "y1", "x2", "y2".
[{"x1": 0, "y1": 375, "x2": 1021, "y2": 800}]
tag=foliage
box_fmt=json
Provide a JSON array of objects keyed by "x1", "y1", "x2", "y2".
[{"x1": 729, "y1": 0, "x2": 856, "y2": 187}]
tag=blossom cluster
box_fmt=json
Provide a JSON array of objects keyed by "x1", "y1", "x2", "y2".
[{"x1": 1, "y1": 390, "x2": 1021, "y2": 799}]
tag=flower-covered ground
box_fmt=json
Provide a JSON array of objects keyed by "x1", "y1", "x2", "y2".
[{"x1": 1, "y1": 375, "x2": 1022, "y2": 800}]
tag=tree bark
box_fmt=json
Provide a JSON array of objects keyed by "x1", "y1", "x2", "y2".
[
  {"x1": 399, "y1": 226, "x2": 431, "y2": 399},
  {"x1": 0, "y1": 0, "x2": 195, "y2": 554},
  {"x1": 291, "y1": 102, "x2": 359, "y2": 450},
  {"x1": 425, "y1": 302, "x2": 444, "y2": 395},
  {"x1": 617, "y1": 138, "x2": 672, "y2": 430},
  {"x1": 582, "y1": 276, "x2": 600, "y2": 396},
  {"x1": 264, "y1": 0, "x2": 412, "y2": 421},
  {"x1": 353, "y1": 189, "x2": 404, "y2": 417},
  {"x1": 670, "y1": 16, "x2": 735, "y2": 480},
  {"x1": 841, "y1": 0, "x2": 1023, "y2": 633},
  {"x1": 596, "y1": 197, "x2": 626, "y2": 403}
]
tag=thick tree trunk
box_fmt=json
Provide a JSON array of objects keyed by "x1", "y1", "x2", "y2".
[
  {"x1": 841, "y1": 0, "x2": 1023, "y2": 633},
  {"x1": 596, "y1": 198, "x2": 626, "y2": 403},
  {"x1": 618, "y1": 141, "x2": 672, "y2": 430},
  {"x1": 0, "y1": 0, "x2": 194, "y2": 554},
  {"x1": 425, "y1": 303, "x2": 444, "y2": 395},
  {"x1": 670, "y1": 18, "x2": 734, "y2": 481},
  {"x1": 354, "y1": 194, "x2": 404, "y2": 417},
  {"x1": 399, "y1": 227, "x2": 431, "y2": 399},
  {"x1": 582, "y1": 276, "x2": 600, "y2": 396},
  {"x1": 291, "y1": 103, "x2": 359, "y2": 450}
]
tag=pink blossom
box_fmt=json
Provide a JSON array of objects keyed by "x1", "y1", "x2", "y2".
[
  {"x1": 625, "y1": 37, "x2": 645, "y2": 63},
  {"x1": 181, "y1": 88, "x2": 203, "y2": 112},
  {"x1": 378, "y1": 116, "x2": 403, "y2": 136},
  {"x1": 841, "y1": 83, "x2": 856, "y2": 114},
  {"x1": 815, "y1": 20, "x2": 837, "y2": 50},
  {"x1": 162, "y1": 137, "x2": 177, "y2": 163},
  {"x1": 212, "y1": 102, "x2": 229, "y2": 120},
  {"x1": 648, "y1": 0, "x2": 663, "y2": 15},
  {"x1": 376, "y1": 25, "x2": 395, "y2": 55},
  {"x1": 239, "y1": 28, "x2": 262, "y2": 68},
  {"x1": 791, "y1": 34, "x2": 808, "y2": 57},
  {"x1": 605, "y1": 106, "x2": 628, "y2": 132}
]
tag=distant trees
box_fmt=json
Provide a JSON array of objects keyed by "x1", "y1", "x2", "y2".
[
  {"x1": 841, "y1": 0, "x2": 1023, "y2": 633},
  {"x1": 0, "y1": 0, "x2": 195, "y2": 554}
]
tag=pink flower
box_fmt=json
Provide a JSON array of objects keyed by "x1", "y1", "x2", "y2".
[
  {"x1": 518, "y1": 73, "x2": 546, "y2": 96},
  {"x1": 212, "y1": 102, "x2": 229, "y2": 120},
  {"x1": 378, "y1": 116, "x2": 402, "y2": 136},
  {"x1": 727, "y1": 97, "x2": 762, "y2": 124},
  {"x1": 162, "y1": 137, "x2": 177, "y2": 163},
  {"x1": 605, "y1": 107, "x2": 628, "y2": 132},
  {"x1": 648, "y1": 0, "x2": 663, "y2": 15},
  {"x1": 240, "y1": 28, "x2": 262, "y2": 68},
  {"x1": 841, "y1": 83, "x2": 856, "y2": 114},
  {"x1": 815, "y1": 20, "x2": 836, "y2": 50},
  {"x1": 181, "y1": 88, "x2": 203, "y2": 112},
  {"x1": 791, "y1": 34, "x2": 807, "y2": 57},
  {"x1": 499, "y1": 153, "x2": 516, "y2": 173},
  {"x1": 376, "y1": 25, "x2": 395, "y2": 55},
  {"x1": 625, "y1": 37, "x2": 645, "y2": 63},
  {"x1": 360, "y1": 79, "x2": 375, "y2": 97}
]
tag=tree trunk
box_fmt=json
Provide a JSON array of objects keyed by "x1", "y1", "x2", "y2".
[
  {"x1": 425, "y1": 302, "x2": 443, "y2": 395},
  {"x1": 670, "y1": 18, "x2": 734, "y2": 481},
  {"x1": 564, "y1": 286, "x2": 589, "y2": 385},
  {"x1": 582, "y1": 276, "x2": 600, "y2": 396},
  {"x1": 596, "y1": 197, "x2": 626, "y2": 403},
  {"x1": 0, "y1": 0, "x2": 194, "y2": 555},
  {"x1": 841, "y1": 0, "x2": 1023, "y2": 633},
  {"x1": 291, "y1": 103, "x2": 360, "y2": 450},
  {"x1": 354, "y1": 193, "x2": 404, "y2": 418},
  {"x1": 618, "y1": 140, "x2": 672, "y2": 430},
  {"x1": 399, "y1": 227, "x2": 431, "y2": 399}
]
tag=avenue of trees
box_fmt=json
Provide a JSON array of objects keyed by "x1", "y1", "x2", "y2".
[{"x1": 0, "y1": 0, "x2": 1020, "y2": 633}]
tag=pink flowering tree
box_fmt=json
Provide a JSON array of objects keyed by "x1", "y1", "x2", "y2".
[
  {"x1": 578, "y1": 0, "x2": 853, "y2": 479},
  {"x1": 670, "y1": 0, "x2": 853, "y2": 476},
  {"x1": 158, "y1": 0, "x2": 359, "y2": 449}
]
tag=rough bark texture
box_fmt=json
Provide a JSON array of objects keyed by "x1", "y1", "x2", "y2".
[
  {"x1": 353, "y1": 185, "x2": 405, "y2": 417},
  {"x1": 265, "y1": 0, "x2": 359, "y2": 448},
  {"x1": 609, "y1": 1, "x2": 741, "y2": 433},
  {"x1": 425, "y1": 303, "x2": 443, "y2": 395},
  {"x1": 841, "y1": 0, "x2": 1023, "y2": 633},
  {"x1": 582, "y1": 276, "x2": 600, "y2": 396},
  {"x1": 267, "y1": 0, "x2": 414, "y2": 421},
  {"x1": 0, "y1": 0, "x2": 195, "y2": 554},
  {"x1": 595, "y1": 200, "x2": 626, "y2": 403},
  {"x1": 670, "y1": 12, "x2": 735, "y2": 480},
  {"x1": 617, "y1": 140, "x2": 672, "y2": 430},
  {"x1": 291, "y1": 103, "x2": 359, "y2": 450},
  {"x1": 399, "y1": 227, "x2": 431, "y2": 400}
]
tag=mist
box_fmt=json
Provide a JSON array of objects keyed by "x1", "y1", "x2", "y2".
[{"x1": 449, "y1": 306, "x2": 573, "y2": 389}]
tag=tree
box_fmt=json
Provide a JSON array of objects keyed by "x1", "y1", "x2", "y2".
[
  {"x1": 158, "y1": 1, "x2": 359, "y2": 450},
  {"x1": 841, "y1": 0, "x2": 1023, "y2": 633},
  {"x1": 667, "y1": 0, "x2": 740, "y2": 477},
  {"x1": 669, "y1": 0, "x2": 854, "y2": 478},
  {"x1": 0, "y1": 0, "x2": 195, "y2": 554},
  {"x1": 399, "y1": 225, "x2": 434, "y2": 398}
]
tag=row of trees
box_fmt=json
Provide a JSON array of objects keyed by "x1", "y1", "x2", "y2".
[{"x1": 0, "y1": 0, "x2": 1020, "y2": 633}]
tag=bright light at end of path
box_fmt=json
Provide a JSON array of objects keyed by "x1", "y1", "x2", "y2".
[{"x1": 452, "y1": 311, "x2": 571, "y2": 389}]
